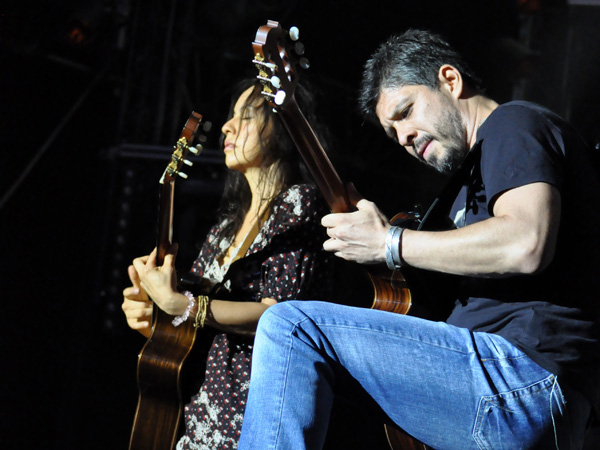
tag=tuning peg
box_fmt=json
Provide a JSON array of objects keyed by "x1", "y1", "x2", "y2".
[
  {"x1": 299, "y1": 57, "x2": 310, "y2": 70},
  {"x1": 202, "y1": 121, "x2": 212, "y2": 132},
  {"x1": 177, "y1": 171, "x2": 188, "y2": 179},
  {"x1": 294, "y1": 41, "x2": 305, "y2": 56},
  {"x1": 183, "y1": 159, "x2": 193, "y2": 166},
  {"x1": 274, "y1": 90, "x2": 286, "y2": 105},
  {"x1": 289, "y1": 26, "x2": 300, "y2": 41},
  {"x1": 271, "y1": 76, "x2": 281, "y2": 89},
  {"x1": 189, "y1": 145, "x2": 202, "y2": 155}
]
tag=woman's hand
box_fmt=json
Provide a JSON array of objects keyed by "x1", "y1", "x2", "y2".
[
  {"x1": 122, "y1": 264, "x2": 153, "y2": 337},
  {"x1": 131, "y1": 244, "x2": 191, "y2": 316}
]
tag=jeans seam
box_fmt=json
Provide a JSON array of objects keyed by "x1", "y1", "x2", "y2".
[
  {"x1": 319, "y1": 322, "x2": 475, "y2": 355},
  {"x1": 550, "y1": 377, "x2": 563, "y2": 450},
  {"x1": 474, "y1": 398, "x2": 489, "y2": 450},
  {"x1": 480, "y1": 355, "x2": 528, "y2": 362},
  {"x1": 271, "y1": 315, "x2": 310, "y2": 449},
  {"x1": 481, "y1": 374, "x2": 555, "y2": 410}
]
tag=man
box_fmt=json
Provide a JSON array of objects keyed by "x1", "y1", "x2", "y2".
[{"x1": 237, "y1": 29, "x2": 600, "y2": 449}]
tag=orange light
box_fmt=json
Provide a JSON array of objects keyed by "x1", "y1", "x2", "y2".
[{"x1": 518, "y1": 0, "x2": 542, "y2": 13}]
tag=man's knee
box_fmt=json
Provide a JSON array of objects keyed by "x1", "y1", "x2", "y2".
[
  {"x1": 255, "y1": 301, "x2": 306, "y2": 346},
  {"x1": 258, "y1": 300, "x2": 302, "y2": 328}
]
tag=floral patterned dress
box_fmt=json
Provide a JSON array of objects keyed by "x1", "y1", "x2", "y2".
[{"x1": 176, "y1": 184, "x2": 335, "y2": 450}]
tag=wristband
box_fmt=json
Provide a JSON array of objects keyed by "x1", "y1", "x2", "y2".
[{"x1": 385, "y1": 226, "x2": 406, "y2": 270}]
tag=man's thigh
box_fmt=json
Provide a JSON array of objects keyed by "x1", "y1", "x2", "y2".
[{"x1": 284, "y1": 301, "x2": 566, "y2": 449}]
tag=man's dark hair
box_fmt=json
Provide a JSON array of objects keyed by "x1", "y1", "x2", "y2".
[{"x1": 359, "y1": 29, "x2": 484, "y2": 122}]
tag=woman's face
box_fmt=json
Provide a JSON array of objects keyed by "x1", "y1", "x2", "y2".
[{"x1": 221, "y1": 87, "x2": 273, "y2": 174}]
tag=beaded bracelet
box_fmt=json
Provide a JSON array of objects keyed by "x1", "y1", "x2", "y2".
[{"x1": 171, "y1": 290, "x2": 196, "y2": 327}]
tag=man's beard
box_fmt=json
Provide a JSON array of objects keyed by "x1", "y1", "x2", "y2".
[{"x1": 424, "y1": 105, "x2": 469, "y2": 174}]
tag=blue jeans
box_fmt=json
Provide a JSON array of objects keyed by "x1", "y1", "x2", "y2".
[{"x1": 238, "y1": 301, "x2": 591, "y2": 450}]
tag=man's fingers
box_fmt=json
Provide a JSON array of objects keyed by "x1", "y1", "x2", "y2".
[
  {"x1": 355, "y1": 198, "x2": 375, "y2": 211},
  {"x1": 323, "y1": 236, "x2": 344, "y2": 253},
  {"x1": 346, "y1": 182, "x2": 364, "y2": 206},
  {"x1": 321, "y1": 212, "x2": 339, "y2": 228}
]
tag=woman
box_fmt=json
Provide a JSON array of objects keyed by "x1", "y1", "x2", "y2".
[{"x1": 121, "y1": 78, "x2": 337, "y2": 449}]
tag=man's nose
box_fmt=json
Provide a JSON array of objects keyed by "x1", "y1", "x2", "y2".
[{"x1": 395, "y1": 124, "x2": 416, "y2": 147}]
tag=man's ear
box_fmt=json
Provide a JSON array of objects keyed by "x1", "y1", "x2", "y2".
[{"x1": 438, "y1": 64, "x2": 463, "y2": 99}]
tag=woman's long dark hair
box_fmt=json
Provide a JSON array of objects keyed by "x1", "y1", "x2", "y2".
[{"x1": 215, "y1": 78, "x2": 327, "y2": 243}]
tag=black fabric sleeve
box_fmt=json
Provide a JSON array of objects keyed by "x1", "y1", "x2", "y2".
[{"x1": 478, "y1": 104, "x2": 565, "y2": 214}]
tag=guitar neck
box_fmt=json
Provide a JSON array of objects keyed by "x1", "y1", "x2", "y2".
[
  {"x1": 156, "y1": 180, "x2": 175, "y2": 266},
  {"x1": 278, "y1": 98, "x2": 353, "y2": 213}
]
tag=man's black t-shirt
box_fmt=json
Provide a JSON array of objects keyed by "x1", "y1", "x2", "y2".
[{"x1": 447, "y1": 101, "x2": 600, "y2": 411}]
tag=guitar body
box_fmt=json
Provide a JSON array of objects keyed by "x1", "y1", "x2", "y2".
[
  {"x1": 129, "y1": 112, "x2": 203, "y2": 450},
  {"x1": 385, "y1": 426, "x2": 432, "y2": 450},
  {"x1": 129, "y1": 312, "x2": 198, "y2": 450},
  {"x1": 252, "y1": 21, "x2": 434, "y2": 450}
]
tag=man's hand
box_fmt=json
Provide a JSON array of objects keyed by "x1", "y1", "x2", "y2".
[{"x1": 321, "y1": 198, "x2": 390, "y2": 265}]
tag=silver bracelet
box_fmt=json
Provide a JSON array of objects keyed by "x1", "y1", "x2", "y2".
[
  {"x1": 385, "y1": 226, "x2": 406, "y2": 270},
  {"x1": 385, "y1": 226, "x2": 397, "y2": 270},
  {"x1": 172, "y1": 290, "x2": 196, "y2": 326},
  {"x1": 392, "y1": 226, "x2": 406, "y2": 268}
]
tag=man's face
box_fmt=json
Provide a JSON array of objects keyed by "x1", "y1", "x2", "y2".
[{"x1": 375, "y1": 84, "x2": 469, "y2": 174}]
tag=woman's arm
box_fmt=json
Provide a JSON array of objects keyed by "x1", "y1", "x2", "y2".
[
  {"x1": 200, "y1": 297, "x2": 278, "y2": 336},
  {"x1": 129, "y1": 246, "x2": 280, "y2": 337},
  {"x1": 129, "y1": 186, "x2": 328, "y2": 336}
]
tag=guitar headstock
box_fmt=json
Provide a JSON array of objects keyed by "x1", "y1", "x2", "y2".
[
  {"x1": 252, "y1": 20, "x2": 309, "y2": 110},
  {"x1": 160, "y1": 111, "x2": 206, "y2": 184}
]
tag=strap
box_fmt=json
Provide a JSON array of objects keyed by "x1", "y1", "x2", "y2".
[
  {"x1": 229, "y1": 208, "x2": 270, "y2": 265},
  {"x1": 418, "y1": 145, "x2": 482, "y2": 231}
]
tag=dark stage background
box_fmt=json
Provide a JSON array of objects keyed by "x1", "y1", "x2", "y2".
[{"x1": 1, "y1": 0, "x2": 599, "y2": 448}]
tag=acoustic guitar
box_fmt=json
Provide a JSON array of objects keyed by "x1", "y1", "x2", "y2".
[
  {"x1": 129, "y1": 112, "x2": 204, "y2": 450},
  {"x1": 252, "y1": 21, "x2": 418, "y2": 315},
  {"x1": 251, "y1": 20, "x2": 432, "y2": 450}
]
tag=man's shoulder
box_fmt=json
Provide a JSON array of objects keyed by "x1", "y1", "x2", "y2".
[
  {"x1": 488, "y1": 101, "x2": 565, "y2": 127},
  {"x1": 479, "y1": 101, "x2": 572, "y2": 148},
  {"x1": 489, "y1": 100, "x2": 545, "y2": 121}
]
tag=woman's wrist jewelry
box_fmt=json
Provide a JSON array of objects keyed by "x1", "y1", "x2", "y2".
[
  {"x1": 385, "y1": 226, "x2": 406, "y2": 270},
  {"x1": 172, "y1": 290, "x2": 196, "y2": 326},
  {"x1": 194, "y1": 295, "x2": 210, "y2": 329}
]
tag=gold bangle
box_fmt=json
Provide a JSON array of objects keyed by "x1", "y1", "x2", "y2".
[{"x1": 193, "y1": 295, "x2": 210, "y2": 329}]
